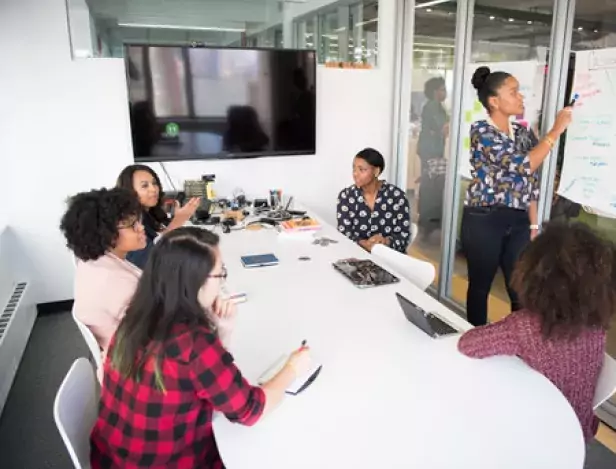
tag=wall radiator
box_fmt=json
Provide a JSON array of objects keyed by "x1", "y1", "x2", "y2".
[{"x1": 0, "y1": 280, "x2": 37, "y2": 417}]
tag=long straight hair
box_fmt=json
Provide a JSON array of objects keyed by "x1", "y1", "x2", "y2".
[
  {"x1": 111, "y1": 227, "x2": 220, "y2": 390},
  {"x1": 116, "y1": 164, "x2": 168, "y2": 230}
]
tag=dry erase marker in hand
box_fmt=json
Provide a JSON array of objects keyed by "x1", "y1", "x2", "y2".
[{"x1": 569, "y1": 93, "x2": 579, "y2": 106}]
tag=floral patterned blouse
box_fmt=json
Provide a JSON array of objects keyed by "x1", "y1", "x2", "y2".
[
  {"x1": 337, "y1": 181, "x2": 411, "y2": 253},
  {"x1": 465, "y1": 119, "x2": 540, "y2": 210}
]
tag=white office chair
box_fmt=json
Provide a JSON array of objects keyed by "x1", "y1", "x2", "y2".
[
  {"x1": 410, "y1": 222, "x2": 419, "y2": 246},
  {"x1": 593, "y1": 353, "x2": 616, "y2": 410},
  {"x1": 72, "y1": 309, "x2": 102, "y2": 370},
  {"x1": 54, "y1": 358, "x2": 99, "y2": 469},
  {"x1": 372, "y1": 244, "x2": 436, "y2": 291}
]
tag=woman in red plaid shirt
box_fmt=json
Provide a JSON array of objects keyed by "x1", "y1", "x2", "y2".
[{"x1": 91, "y1": 227, "x2": 311, "y2": 468}]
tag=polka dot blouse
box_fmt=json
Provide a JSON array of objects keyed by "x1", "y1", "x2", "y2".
[{"x1": 336, "y1": 181, "x2": 411, "y2": 253}]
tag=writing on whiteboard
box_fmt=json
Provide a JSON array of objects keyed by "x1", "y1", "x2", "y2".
[
  {"x1": 589, "y1": 50, "x2": 616, "y2": 70},
  {"x1": 558, "y1": 48, "x2": 616, "y2": 216}
]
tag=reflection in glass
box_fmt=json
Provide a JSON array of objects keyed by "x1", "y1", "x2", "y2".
[
  {"x1": 406, "y1": 2, "x2": 457, "y2": 289},
  {"x1": 127, "y1": 46, "x2": 316, "y2": 161},
  {"x1": 319, "y1": 10, "x2": 341, "y2": 63},
  {"x1": 417, "y1": 78, "x2": 448, "y2": 239}
]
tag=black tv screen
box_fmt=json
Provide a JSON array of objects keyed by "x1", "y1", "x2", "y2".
[{"x1": 125, "y1": 45, "x2": 316, "y2": 161}]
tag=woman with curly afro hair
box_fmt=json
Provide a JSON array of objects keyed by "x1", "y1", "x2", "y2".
[
  {"x1": 60, "y1": 188, "x2": 146, "y2": 365},
  {"x1": 458, "y1": 222, "x2": 616, "y2": 441}
]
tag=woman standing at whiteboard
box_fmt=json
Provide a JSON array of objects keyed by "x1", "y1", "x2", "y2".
[{"x1": 462, "y1": 66, "x2": 573, "y2": 326}]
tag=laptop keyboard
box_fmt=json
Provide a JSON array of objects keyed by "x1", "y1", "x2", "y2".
[{"x1": 427, "y1": 314, "x2": 458, "y2": 335}]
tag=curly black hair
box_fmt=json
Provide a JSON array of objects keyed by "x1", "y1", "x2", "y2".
[
  {"x1": 60, "y1": 188, "x2": 142, "y2": 261},
  {"x1": 511, "y1": 222, "x2": 616, "y2": 339}
]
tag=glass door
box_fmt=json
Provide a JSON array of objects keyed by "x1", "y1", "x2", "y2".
[
  {"x1": 404, "y1": 1, "x2": 458, "y2": 288},
  {"x1": 441, "y1": 0, "x2": 555, "y2": 322}
]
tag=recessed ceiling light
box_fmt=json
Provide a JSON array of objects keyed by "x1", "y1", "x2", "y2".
[
  {"x1": 118, "y1": 22, "x2": 245, "y2": 32},
  {"x1": 508, "y1": 18, "x2": 514, "y2": 22},
  {"x1": 527, "y1": 20, "x2": 533, "y2": 25},
  {"x1": 594, "y1": 29, "x2": 599, "y2": 33},
  {"x1": 489, "y1": 16, "x2": 495, "y2": 20},
  {"x1": 578, "y1": 26, "x2": 583, "y2": 31},
  {"x1": 427, "y1": 8, "x2": 432, "y2": 12}
]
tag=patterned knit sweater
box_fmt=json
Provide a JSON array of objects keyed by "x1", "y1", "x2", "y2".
[{"x1": 458, "y1": 309, "x2": 605, "y2": 441}]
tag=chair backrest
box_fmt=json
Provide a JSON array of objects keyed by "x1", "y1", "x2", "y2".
[
  {"x1": 410, "y1": 222, "x2": 419, "y2": 246},
  {"x1": 372, "y1": 244, "x2": 436, "y2": 291},
  {"x1": 594, "y1": 353, "x2": 616, "y2": 410},
  {"x1": 72, "y1": 310, "x2": 102, "y2": 370},
  {"x1": 53, "y1": 358, "x2": 99, "y2": 469}
]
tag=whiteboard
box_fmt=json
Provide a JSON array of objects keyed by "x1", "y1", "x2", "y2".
[
  {"x1": 458, "y1": 60, "x2": 545, "y2": 179},
  {"x1": 558, "y1": 48, "x2": 616, "y2": 217}
]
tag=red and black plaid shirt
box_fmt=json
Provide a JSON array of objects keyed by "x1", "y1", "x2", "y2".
[{"x1": 90, "y1": 324, "x2": 265, "y2": 468}]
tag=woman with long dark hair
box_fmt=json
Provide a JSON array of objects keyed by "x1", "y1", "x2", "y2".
[
  {"x1": 90, "y1": 227, "x2": 311, "y2": 468},
  {"x1": 116, "y1": 164, "x2": 200, "y2": 268},
  {"x1": 461, "y1": 66, "x2": 573, "y2": 326}
]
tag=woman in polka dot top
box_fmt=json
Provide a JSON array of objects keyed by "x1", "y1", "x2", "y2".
[{"x1": 337, "y1": 148, "x2": 411, "y2": 253}]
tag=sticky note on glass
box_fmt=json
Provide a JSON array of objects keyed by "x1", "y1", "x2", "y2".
[
  {"x1": 465, "y1": 110, "x2": 473, "y2": 123},
  {"x1": 463, "y1": 136, "x2": 470, "y2": 149},
  {"x1": 473, "y1": 101, "x2": 483, "y2": 112}
]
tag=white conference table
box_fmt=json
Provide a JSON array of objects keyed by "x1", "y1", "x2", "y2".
[{"x1": 212, "y1": 216, "x2": 585, "y2": 469}]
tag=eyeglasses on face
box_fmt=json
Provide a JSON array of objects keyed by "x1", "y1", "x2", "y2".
[
  {"x1": 209, "y1": 265, "x2": 228, "y2": 280},
  {"x1": 118, "y1": 216, "x2": 143, "y2": 232}
]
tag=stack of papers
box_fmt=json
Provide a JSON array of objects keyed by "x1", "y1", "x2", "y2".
[{"x1": 280, "y1": 218, "x2": 321, "y2": 233}]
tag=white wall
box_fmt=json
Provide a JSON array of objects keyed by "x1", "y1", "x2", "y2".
[{"x1": 0, "y1": 0, "x2": 398, "y2": 304}]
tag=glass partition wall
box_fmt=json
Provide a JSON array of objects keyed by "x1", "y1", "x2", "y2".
[{"x1": 397, "y1": 0, "x2": 616, "y2": 432}]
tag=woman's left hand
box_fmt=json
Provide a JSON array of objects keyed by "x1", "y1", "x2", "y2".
[
  {"x1": 369, "y1": 234, "x2": 389, "y2": 246},
  {"x1": 531, "y1": 229, "x2": 539, "y2": 241},
  {"x1": 172, "y1": 197, "x2": 201, "y2": 225}
]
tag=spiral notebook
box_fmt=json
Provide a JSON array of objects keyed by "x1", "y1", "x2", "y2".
[{"x1": 257, "y1": 354, "x2": 322, "y2": 395}]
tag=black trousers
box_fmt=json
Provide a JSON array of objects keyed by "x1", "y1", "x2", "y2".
[{"x1": 461, "y1": 206, "x2": 530, "y2": 326}]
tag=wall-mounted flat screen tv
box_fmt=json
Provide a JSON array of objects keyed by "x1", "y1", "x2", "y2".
[{"x1": 125, "y1": 45, "x2": 316, "y2": 161}]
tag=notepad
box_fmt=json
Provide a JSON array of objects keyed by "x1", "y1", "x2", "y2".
[{"x1": 257, "y1": 354, "x2": 322, "y2": 395}]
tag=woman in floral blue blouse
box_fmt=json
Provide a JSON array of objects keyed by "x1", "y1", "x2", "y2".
[
  {"x1": 462, "y1": 66, "x2": 573, "y2": 326},
  {"x1": 337, "y1": 148, "x2": 411, "y2": 253}
]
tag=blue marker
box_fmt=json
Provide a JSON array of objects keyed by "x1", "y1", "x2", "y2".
[{"x1": 569, "y1": 93, "x2": 579, "y2": 106}]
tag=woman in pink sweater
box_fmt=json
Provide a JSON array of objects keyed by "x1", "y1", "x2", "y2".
[
  {"x1": 60, "y1": 188, "x2": 146, "y2": 359},
  {"x1": 458, "y1": 222, "x2": 616, "y2": 441}
]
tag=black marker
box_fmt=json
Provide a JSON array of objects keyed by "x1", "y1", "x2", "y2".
[
  {"x1": 569, "y1": 93, "x2": 579, "y2": 106},
  {"x1": 301, "y1": 339, "x2": 307, "y2": 349}
]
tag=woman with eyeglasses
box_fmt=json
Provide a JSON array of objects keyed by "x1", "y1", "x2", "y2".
[
  {"x1": 60, "y1": 188, "x2": 146, "y2": 365},
  {"x1": 91, "y1": 227, "x2": 312, "y2": 468},
  {"x1": 117, "y1": 164, "x2": 201, "y2": 269}
]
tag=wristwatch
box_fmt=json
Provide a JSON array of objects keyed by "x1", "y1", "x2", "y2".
[{"x1": 530, "y1": 224, "x2": 541, "y2": 230}]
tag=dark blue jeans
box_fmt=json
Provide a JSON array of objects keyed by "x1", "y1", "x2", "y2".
[{"x1": 461, "y1": 206, "x2": 530, "y2": 326}]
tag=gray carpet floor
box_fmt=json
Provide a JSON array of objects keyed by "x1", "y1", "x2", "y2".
[{"x1": 0, "y1": 310, "x2": 615, "y2": 468}]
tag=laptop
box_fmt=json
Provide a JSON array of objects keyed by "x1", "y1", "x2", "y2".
[
  {"x1": 396, "y1": 292, "x2": 458, "y2": 338},
  {"x1": 332, "y1": 258, "x2": 399, "y2": 288}
]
